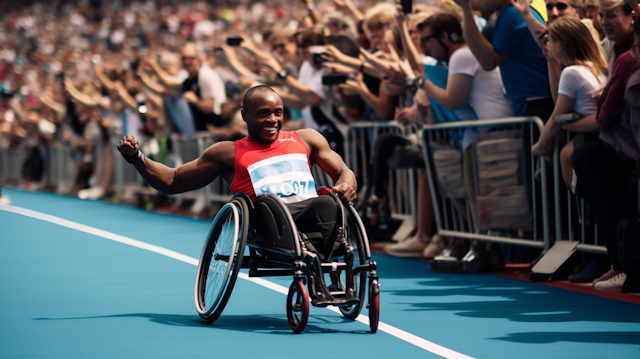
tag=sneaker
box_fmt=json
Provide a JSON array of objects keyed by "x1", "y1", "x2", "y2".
[
  {"x1": 423, "y1": 234, "x2": 447, "y2": 258},
  {"x1": 593, "y1": 272, "x2": 627, "y2": 292},
  {"x1": 568, "y1": 261, "x2": 608, "y2": 283},
  {"x1": 0, "y1": 193, "x2": 11, "y2": 206},
  {"x1": 78, "y1": 187, "x2": 105, "y2": 200},
  {"x1": 384, "y1": 235, "x2": 428, "y2": 258}
]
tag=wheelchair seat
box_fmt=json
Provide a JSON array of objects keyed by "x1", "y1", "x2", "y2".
[{"x1": 248, "y1": 195, "x2": 299, "y2": 261}]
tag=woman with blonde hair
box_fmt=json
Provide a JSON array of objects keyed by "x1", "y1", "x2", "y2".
[{"x1": 532, "y1": 16, "x2": 608, "y2": 189}]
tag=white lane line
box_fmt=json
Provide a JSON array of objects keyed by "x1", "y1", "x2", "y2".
[{"x1": 1, "y1": 204, "x2": 475, "y2": 359}]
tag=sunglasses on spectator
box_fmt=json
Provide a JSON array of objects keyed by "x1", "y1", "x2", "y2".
[
  {"x1": 420, "y1": 34, "x2": 438, "y2": 44},
  {"x1": 272, "y1": 43, "x2": 287, "y2": 51},
  {"x1": 546, "y1": 2, "x2": 569, "y2": 11},
  {"x1": 182, "y1": 56, "x2": 196, "y2": 61}
]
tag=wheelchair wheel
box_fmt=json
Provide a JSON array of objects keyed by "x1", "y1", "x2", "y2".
[
  {"x1": 339, "y1": 206, "x2": 368, "y2": 319},
  {"x1": 194, "y1": 200, "x2": 248, "y2": 324},
  {"x1": 368, "y1": 278, "x2": 380, "y2": 333},
  {"x1": 286, "y1": 279, "x2": 309, "y2": 334}
]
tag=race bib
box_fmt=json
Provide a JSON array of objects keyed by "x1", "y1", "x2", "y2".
[{"x1": 248, "y1": 153, "x2": 318, "y2": 203}]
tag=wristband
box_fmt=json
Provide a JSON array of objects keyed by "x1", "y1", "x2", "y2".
[
  {"x1": 277, "y1": 69, "x2": 289, "y2": 80},
  {"x1": 359, "y1": 61, "x2": 365, "y2": 73},
  {"x1": 122, "y1": 150, "x2": 146, "y2": 164}
]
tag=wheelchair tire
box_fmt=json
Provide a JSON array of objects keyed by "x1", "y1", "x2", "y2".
[
  {"x1": 194, "y1": 200, "x2": 248, "y2": 324},
  {"x1": 286, "y1": 279, "x2": 309, "y2": 334},
  {"x1": 339, "y1": 206, "x2": 368, "y2": 320},
  {"x1": 368, "y1": 278, "x2": 380, "y2": 333}
]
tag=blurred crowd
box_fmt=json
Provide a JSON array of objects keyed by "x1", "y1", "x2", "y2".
[{"x1": 0, "y1": 0, "x2": 639, "y2": 292}]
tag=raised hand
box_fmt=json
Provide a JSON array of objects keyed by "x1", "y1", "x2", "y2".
[
  {"x1": 511, "y1": 0, "x2": 531, "y2": 16},
  {"x1": 117, "y1": 135, "x2": 139, "y2": 156}
]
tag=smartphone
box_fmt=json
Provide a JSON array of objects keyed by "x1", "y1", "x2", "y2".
[
  {"x1": 322, "y1": 75, "x2": 348, "y2": 85},
  {"x1": 226, "y1": 37, "x2": 243, "y2": 46},
  {"x1": 130, "y1": 59, "x2": 140, "y2": 72},
  {"x1": 401, "y1": 0, "x2": 412, "y2": 14},
  {"x1": 554, "y1": 112, "x2": 581, "y2": 124},
  {"x1": 313, "y1": 53, "x2": 328, "y2": 66}
]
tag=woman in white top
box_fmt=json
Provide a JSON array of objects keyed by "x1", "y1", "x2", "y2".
[{"x1": 531, "y1": 17, "x2": 608, "y2": 188}]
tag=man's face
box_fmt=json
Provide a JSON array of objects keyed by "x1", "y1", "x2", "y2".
[
  {"x1": 181, "y1": 47, "x2": 201, "y2": 77},
  {"x1": 408, "y1": 19, "x2": 422, "y2": 49},
  {"x1": 545, "y1": 0, "x2": 579, "y2": 23},
  {"x1": 420, "y1": 26, "x2": 445, "y2": 61},
  {"x1": 600, "y1": 7, "x2": 635, "y2": 45},
  {"x1": 271, "y1": 36, "x2": 297, "y2": 62},
  {"x1": 242, "y1": 91, "x2": 284, "y2": 144},
  {"x1": 585, "y1": 3, "x2": 602, "y2": 31},
  {"x1": 366, "y1": 27, "x2": 387, "y2": 51}
]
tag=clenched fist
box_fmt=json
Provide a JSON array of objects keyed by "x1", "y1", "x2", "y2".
[{"x1": 117, "y1": 135, "x2": 143, "y2": 164}]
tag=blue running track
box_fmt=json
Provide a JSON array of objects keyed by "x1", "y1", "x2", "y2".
[{"x1": 1, "y1": 188, "x2": 639, "y2": 358}]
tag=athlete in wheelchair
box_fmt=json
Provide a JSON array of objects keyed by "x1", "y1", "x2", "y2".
[{"x1": 117, "y1": 85, "x2": 379, "y2": 333}]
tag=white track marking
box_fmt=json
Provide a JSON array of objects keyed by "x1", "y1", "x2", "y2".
[{"x1": 1, "y1": 204, "x2": 475, "y2": 359}]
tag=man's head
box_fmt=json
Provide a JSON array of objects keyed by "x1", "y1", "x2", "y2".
[
  {"x1": 241, "y1": 86, "x2": 284, "y2": 144},
  {"x1": 363, "y1": 3, "x2": 396, "y2": 51},
  {"x1": 545, "y1": 0, "x2": 581, "y2": 23},
  {"x1": 181, "y1": 43, "x2": 202, "y2": 77},
  {"x1": 418, "y1": 13, "x2": 465, "y2": 61},
  {"x1": 296, "y1": 26, "x2": 325, "y2": 68},
  {"x1": 598, "y1": 0, "x2": 636, "y2": 45},
  {"x1": 158, "y1": 52, "x2": 181, "y2": 76},
  {"x1": 271, "y1": 27, "x2": 300, "y2": 64},
  {"x1": 408, "y1": 11, "x2": 433, "y2": 50},
  {"x1": 585, "y1": 0, "x2": 602, "y2": 32}
]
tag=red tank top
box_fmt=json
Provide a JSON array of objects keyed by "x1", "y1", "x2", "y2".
[{"x1": 230, "y1": 131, "x2": 318, "y2": 203}]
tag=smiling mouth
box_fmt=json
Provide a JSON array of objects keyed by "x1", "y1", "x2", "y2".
[{"x1": 262, "y1": 126, "x2": 278, "y2": 133}]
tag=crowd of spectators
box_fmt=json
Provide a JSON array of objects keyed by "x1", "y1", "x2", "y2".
[{"x1": 0, "y1": 0, "x2": 638, "y2": 292}]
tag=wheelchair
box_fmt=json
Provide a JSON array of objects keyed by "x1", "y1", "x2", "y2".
[{"x1": 193, "y1": 189, "x2": 380, "y2": 333}]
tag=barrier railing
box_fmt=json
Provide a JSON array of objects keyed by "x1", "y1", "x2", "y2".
[
  {"x1": 345, "y1": 121, "x2": 419, "y2": 241},
  {"x1": 0, "y1": 147, "x2": 25, "y2": 183},
  {"x1": 421, "y1": 117, "x2": 551, "y2": 251},
  {"x1": 553, "y1": 130, "x2": 606, "y2": 255},
  {"x1": 0, "y1": 121, "x2": 615, "y2": 259}
]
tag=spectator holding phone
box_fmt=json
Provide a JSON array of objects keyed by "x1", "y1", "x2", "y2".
[{"x1": 454, "y1": 0, "x2": 552, "y2": 119}]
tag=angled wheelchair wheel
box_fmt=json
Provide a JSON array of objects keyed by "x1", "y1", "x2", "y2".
[
  {"x1": 286, "y1": 279, "x2": 309, "y2": 334},
  {"x1": 368, "y1": 278, "x2": 380, "y2": 333},
  {"x1": 339, "y1": 205, "x2": 368, "y2": 320},
  {"x1": 194, "y1": 200, "x2": 248, "y2": 324}
]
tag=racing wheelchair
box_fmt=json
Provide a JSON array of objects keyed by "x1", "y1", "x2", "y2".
[{"x1": 193, "y1": 189, "x2": 380, "y2": 333}]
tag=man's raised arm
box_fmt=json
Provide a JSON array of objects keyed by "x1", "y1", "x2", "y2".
[
  {"x1": 117, "y1": 135, "x2": 234, "y2": 194},
  {"x1": 455, "y1": 0, "x2": 507, "y2": 71},
  {"x1": 296, "y1": 129, "x2": 357, "y2": 203}
]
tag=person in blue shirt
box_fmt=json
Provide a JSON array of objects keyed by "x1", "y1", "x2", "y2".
[{"x1": 454, "y1": 0, "x2": 552, "y2": 118}]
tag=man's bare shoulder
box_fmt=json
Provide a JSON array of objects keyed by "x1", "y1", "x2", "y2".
[
  {"x1": 201, "y1": 140, "x2": 235, "y2": 167},
  {"x1": 295, "y1": 128, "x2": 325, "y2": 147}
]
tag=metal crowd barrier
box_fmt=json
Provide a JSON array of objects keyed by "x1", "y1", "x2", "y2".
[
  {"x1": 421, "y1": 117, "x2": 552, "y2": 251},
  {"x1": 345, "y1": 121, "x2": 419, "y2": 241},
  {"x1": 48, "y1": 144, "x2": 75, "y2": 193},
  {"x1": 0, "y1": 147, "x2": 25, "y2": 183},
  {"x1": 553, "y1": 131, "x2": 607, "y2": 255}
]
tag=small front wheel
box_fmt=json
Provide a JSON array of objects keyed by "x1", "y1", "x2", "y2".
[
  {"x1": 286, "y1": 280, "x2": 309, "y2": 333},
  {"x1": 368, "y1": 279, "x2": 380, "y2": 333}
]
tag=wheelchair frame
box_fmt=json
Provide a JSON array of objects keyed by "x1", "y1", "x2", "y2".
[{"x1": 194, "y1": 191, "x2": 380, "y2": 333}]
